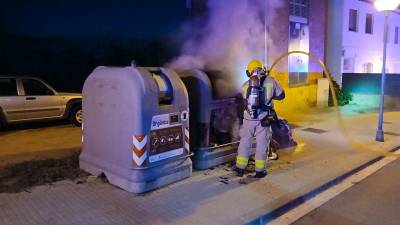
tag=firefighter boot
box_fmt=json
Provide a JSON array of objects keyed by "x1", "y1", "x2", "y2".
[
  {"x1": 254, "y1": 171, "x2": 267, "y2": 178},
  {"x1": 235, "y1": 167, "x2": 245, "y2": 177}
]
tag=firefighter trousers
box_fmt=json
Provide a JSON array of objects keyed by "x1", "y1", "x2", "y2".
[{"x1": 236, "y1": 119, "x2": 272, "y2": 172}]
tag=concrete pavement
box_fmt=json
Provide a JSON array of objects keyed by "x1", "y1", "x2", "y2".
[{"x1": 0, "y1": 106, "x2": 399, "y2": 225}]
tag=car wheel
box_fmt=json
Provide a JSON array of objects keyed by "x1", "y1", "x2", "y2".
[
  {"x1": 0, "y1": 113, "x2": 6, "y2": 131},
  {"x1": 69, "y1": 105, "x2": 82, "y2": 127}
]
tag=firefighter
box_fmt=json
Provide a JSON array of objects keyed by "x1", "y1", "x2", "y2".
[{"x1": 235, "y1": 59, "x2": 285, "y2": 178}]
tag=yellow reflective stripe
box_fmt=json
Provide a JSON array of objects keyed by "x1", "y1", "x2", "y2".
[
  {"x1": 255, "y1": 159, "x2": 265, "y2": 169},
  {"x1": 236, "y1": 156, "x2": 249, "y2": 166},
  {"x1": 242, "y1": 84, "x2": 248, "y2": 98},
  {"x1": 264, "y1": 83, "x2": 273, "y2": 100}
]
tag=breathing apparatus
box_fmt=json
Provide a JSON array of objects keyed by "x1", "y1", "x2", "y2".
[{"x1": 245, "y1": 60, "x2": 268, "y2": 119}]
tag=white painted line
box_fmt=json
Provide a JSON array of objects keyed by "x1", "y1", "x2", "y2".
[{"x1": 269, "y1": 148, "x2": 400, "y2": 225}]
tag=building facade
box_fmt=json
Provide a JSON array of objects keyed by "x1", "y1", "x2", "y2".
[
  {"x1": 268, "y1": 0, "x2": 328, "y2": 112},
  {"x1": 326, "y1": 0, "x2": 400, "y2": 85},
  {"x1": 187, "y1": 0, "x2": 328, "y2": 112}
]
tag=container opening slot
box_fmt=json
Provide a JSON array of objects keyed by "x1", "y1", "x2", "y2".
[{"x1": 151, "y1": 70, "x2": 174, "y2": 104}]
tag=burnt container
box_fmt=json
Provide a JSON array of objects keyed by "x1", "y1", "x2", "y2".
[{"x1": 178, "y1": 69, "x2": 242, "y2": 169}]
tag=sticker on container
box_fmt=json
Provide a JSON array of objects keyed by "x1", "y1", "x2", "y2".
[{"x1": 132, "y1": 135, "x2": 147, "y2": 167}]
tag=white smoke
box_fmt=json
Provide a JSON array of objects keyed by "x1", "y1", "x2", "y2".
[{"x1": 168, "y1": 0, "x2": 284, "y2": 97}]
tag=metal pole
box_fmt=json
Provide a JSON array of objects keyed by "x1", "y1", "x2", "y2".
[{"x1": 375, "y1": 14, "x2": 389, "y2": 142}]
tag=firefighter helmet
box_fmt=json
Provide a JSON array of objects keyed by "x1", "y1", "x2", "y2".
[{"x1": 246, "y1": 59, "x2": 266, "y2": 77}]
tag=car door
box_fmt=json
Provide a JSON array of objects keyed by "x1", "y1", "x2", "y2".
[
  {"x1": 0, "y1": 77, "x2": 25, "y2": 122},
  {"x1": 21, "y1": 78, "x2": 64, "y2": 120}
]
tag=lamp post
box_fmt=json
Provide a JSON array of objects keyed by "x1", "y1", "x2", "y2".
[{"x1": 374, "y1": 0, "x2": 400, "y2": 142}]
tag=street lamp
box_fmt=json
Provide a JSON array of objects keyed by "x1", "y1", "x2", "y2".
[{"x1": 374, "y1": 0, "x2": 400, "y2": 142}]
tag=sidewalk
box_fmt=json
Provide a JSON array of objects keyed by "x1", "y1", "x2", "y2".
[{"x1": 0, "y1": 106, "x2": 399, "y2": 225}]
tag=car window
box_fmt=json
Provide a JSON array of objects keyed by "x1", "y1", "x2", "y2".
[
  {"x1": 22, "y1": 79, "x2": 54, "y2": 96},
  {"x1": 0, "y1": 78, "x2": 18, "y2": 96}
]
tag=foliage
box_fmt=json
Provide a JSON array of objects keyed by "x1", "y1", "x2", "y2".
[{"x1": 329, "y1": 79, "x2": 353, "y2": 106}]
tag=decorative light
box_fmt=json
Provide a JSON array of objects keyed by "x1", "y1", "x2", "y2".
[{"x1": 374, "y1": 0, "x2": 400, "y2": 12}]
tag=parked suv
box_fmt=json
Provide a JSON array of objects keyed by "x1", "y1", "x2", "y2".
[{"x1": 0, "y1": 76, "x2": 82, "y2": 128}]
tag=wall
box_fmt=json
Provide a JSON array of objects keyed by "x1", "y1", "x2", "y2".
[
  {"x1": 342, "y1": 0, "x2": 400, "y2": 74},
  {"x1": 342, "y1": 73, "x2": 400, "y2": 108},
  {"x1": 188, "y1": 0, "x2": 328, "y2": 112},
  {"x1": 309, "y1": 0, "x2": 327, "y2": 73},
  {"x1": 271, "y1": 71, "x2": 323, "y2": 117},
  {"x1": 270, "y1": 0, "x2": 327, "y2": 114},
  {"x1": 267, "y1": 0, "x2": 289, "y2": 71},
  {"x1": 272, "y1": 0, "x2": 327, "y2": 73},
  {"x1": 326, "y1": 0, "x2": 345, "y2": 85}
]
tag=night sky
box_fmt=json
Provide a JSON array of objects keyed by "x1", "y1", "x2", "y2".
[{"x1": 0, "y1": 0, "x2": 189, "y2": 39}]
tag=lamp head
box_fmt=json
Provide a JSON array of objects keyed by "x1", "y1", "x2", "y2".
[{"x1": 374, "y1": 0, "x2": 400, "y2": 12}]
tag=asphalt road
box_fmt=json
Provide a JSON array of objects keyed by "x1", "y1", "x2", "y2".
[
  {"x1": 0, "y1": 121, "x2": 81, "y2": 166},
  {"x1": 293, "y1": 158, "x2": 400, "y2": 225}
]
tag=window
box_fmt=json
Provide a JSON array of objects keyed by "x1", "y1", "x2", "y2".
[
  {"x1": 363, "y1": 63, "x2": 374, "y2": 73},
  {"x1": 22, "y1": 79, "x2": 54, "y2": 96},
  {"x1": 343, "y1": 58, "x2": 355, "y2": 72},
  {"x1": 395, "y1": 26, "x2": 399, "y2": 44},
  {"x1": 289, "y1": 72, "x2": 308, "y2": 86},
  {"x1": 289, "y1": 0, "x2": 309, "y2": 18},
  {"x1": 0, "y1": 78, "x2": 18, "y2": 96},
  {"x1": 349, "y1": 9, "x2": 358, "y2": 32},
  {"x1": 365, "y1": 13, "x2": 373, "y2": 34}
]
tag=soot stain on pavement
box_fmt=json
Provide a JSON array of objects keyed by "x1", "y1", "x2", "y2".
[{"x1": 0, "y1": 151, "x2": 90, "y2": 193}]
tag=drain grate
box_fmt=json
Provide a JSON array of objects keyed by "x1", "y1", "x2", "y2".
[
  {"x1": 354, "y1": 110, "x2": 366, "y2": 114},
  {"x1": 302, "y1": 128, "x2": 328, "y2": 134},
  {"x1": 390, "y1": 146, "x2": 400, "y2": 152},
  {"x1": 384, "y1": 132, "x2": 400, "y2": 137}
]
